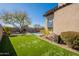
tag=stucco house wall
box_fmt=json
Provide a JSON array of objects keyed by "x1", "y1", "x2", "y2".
[{"x1": 53, "y1": 4, "x2": 79, "y2": 35}]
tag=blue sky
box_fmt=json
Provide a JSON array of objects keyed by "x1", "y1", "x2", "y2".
[{"x1": 0, "y1": 3, "x2": 58, "y2": 27}]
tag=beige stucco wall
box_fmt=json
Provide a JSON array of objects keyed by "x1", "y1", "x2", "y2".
[{"x1": 53, "y1": 4, "x2": 79, "y2": 35}]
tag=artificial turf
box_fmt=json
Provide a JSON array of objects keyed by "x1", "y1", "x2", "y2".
[{"x1": 0, "y1": 35, "x2": 79, "y2": 56}]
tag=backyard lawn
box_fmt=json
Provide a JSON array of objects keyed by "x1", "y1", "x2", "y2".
[{"x1": 0, "y1": 34, "x2": 79, "y2": 56}]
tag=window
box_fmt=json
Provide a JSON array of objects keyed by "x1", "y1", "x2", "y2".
[{"x1": 47, "y1": 17, "x2": 53, "y2": 28}]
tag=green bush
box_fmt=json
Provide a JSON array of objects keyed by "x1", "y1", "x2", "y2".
[
  {"x1": 60, "y1": 31, "x2": 79, "y2": 49},
  {"x1": 40, "y1": 29, "x2": 49, "y2": 36},
  {"x1": 3, "y1": 27, "x2": 11, "y2": 36}
]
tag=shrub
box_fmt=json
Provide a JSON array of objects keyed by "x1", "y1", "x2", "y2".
[
  {"x1": 40, "y1": 29, "x2": 49, "y2": 36},
  {"x1": 60, "y1": 31, "x2": 79, "y2": 49},
  {"x1": 51, "y1": 33, "x2": 64, "y2": 44},
  {"x1": 3, "y1": 27, "x2": 11, "y2": 36},
  {"x1": 52, "y1": 33, "x2": 59, "y2": 43}
]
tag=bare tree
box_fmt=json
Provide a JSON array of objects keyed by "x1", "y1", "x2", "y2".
[
  {"x1": 0, "y1": 11, "x2": 31, "y2": 33},
  {"x1": 13, "y1": 11, "x2": 31, "y2": 32}
]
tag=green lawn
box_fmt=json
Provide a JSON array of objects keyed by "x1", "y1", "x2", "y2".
[{"x1": 0, "y1": 34, "x2": 79, "y2": 56}]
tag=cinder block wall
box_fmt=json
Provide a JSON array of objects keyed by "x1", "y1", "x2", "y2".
[{"x1": 53, "y1": 4, "x2": 79, "y2": 35}]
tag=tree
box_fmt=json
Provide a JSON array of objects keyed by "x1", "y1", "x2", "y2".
[
  {"x1": 0, "y1": 11, "x2": 31, "y2": 33},
  {"x1": 34, "y1": 24, "x2": 42, "y2": 32},
  {"x1": 34, "y1": 24, "x2": 42, "y2": 29},
  {"x1": 13, "y1": 11, "x2": 31, "y2": 32}
]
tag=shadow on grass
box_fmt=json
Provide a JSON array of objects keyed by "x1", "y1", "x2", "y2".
[{"x1": 0, "y1": 35, "x2": 17, "y2": 56}]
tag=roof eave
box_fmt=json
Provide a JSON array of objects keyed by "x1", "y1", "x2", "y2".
[{"x1": 43, "y1": 3, "x2": 72, "y2": 17}]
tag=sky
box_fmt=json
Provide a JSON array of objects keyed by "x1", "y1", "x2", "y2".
[{"x1": 0, "y1": 3, "x2": 58, "y2": 27}]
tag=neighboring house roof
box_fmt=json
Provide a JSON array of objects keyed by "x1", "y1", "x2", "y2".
[{"x1": 43, "y1": 3, "x2": 72, "y2": 17}]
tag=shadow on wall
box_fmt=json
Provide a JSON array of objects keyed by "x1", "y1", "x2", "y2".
[{"x1": 0, "y1": 34, "x2": 17, "y2": 56}]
